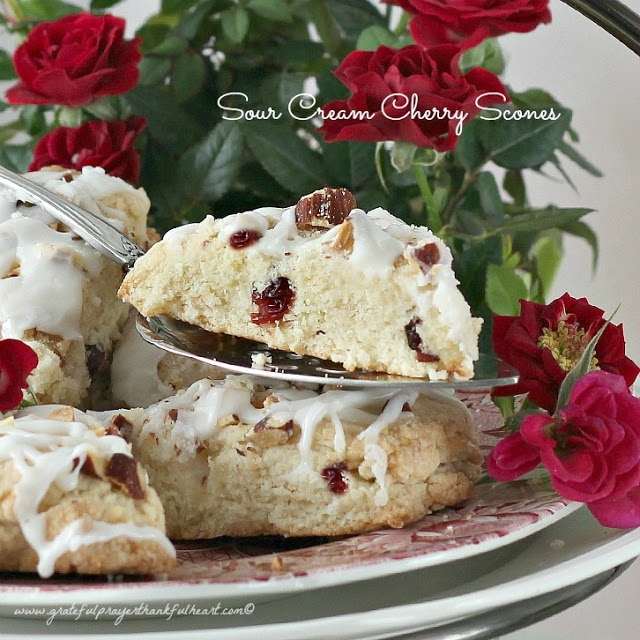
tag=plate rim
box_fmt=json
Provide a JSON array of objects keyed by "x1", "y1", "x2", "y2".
[
  {"x1": 0, "y1": 488, "x2": 582, "y2": 607},
  {"x1": 2, "y1": 509, "x2": 640, "y2": 639}
]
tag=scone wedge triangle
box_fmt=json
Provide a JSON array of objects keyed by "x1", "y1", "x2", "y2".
[{"x1": 119, "y1": 188, "x2": 482, "y2": 380}]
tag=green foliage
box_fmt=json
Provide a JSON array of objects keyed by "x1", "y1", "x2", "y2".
[{"x1": 0, "y1": 0, "x2": 602, "y2": 330}]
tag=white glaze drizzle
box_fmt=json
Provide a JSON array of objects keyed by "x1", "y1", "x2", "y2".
[
  {"x1": 0, "y1": 411, "x2": 174, "y2": 578},
  {"x1": 134, "y1": 378, "x2": 425, "y2": 503},
  {"x1": 0, "y1": 167, "x2": 137, "y2": 340},
  {"x1": 151, "y1": 201, "x2": 451, "y2": 280}
]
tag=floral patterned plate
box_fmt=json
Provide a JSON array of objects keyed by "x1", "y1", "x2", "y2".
[{"x1": 0, "y1": 391, "x2": 581, "y2": 611}]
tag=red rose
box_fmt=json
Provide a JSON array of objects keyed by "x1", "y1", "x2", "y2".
[
  {"x1": 29, "y1": 117, "x2": 147, "y2": 185},
  {"x1": 383, "y1": 0, "x2": 551, "y2": 47},
  {"x1": 6, "y1": 13, "x2": 141, "y2": 107},
  {"x1": 318, "y1": 44, "x2": 505, "y2": 151},
  {"x1": 492, "y1": 293, "x2": 640, "y2": 412},
  {"x1": 0, "y1": 339, "x2": 38, "y2": 411},
  {"x1": 517, "y1": 372, "x2": 640, "y2": 528}
]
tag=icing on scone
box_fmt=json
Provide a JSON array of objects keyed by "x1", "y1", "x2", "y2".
[
  {"x1": 131, "y1": 377, "x2": 466, "y2": 507},
  {"x1": 0, "y1": 409, "x2": 174, "y2": 577}
]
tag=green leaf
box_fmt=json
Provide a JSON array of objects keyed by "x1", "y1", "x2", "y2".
[
  {"x1": 557, "y1": 140, "x2": 603, "y2": 177},
  {"x1": 245, "y1": 122, "x2": 327, "y2": 195},
  {"x1": 12, "y1": 0, "x2": 83, "y2": 19},
  {"x1": 325, "y1": 0, "x2": 386, "y2": 40},
  {"x1": 533, "y1": 234, "x2": 562, "y2": 299},
  {"x1": 555, "y1": 315, "x2": 615, "y2": 414},
  {"x1": 151, "y1": 36, "x2": 189, "y2": 56},
  {"x1": 503, "y1": 170, "x2": 526, "y2": 206},
  {"x1": 18, "y1": 105, "x2": 46, "y2": 137},
  {"x1": 309, "y1": 0, "x2": 343, "y2": 56},
  {"x1": 222, "y1": 7, "x2": 250, "y2": 44},
  {"x1": 0, "y1": 50, "x2": 16, "y2": 81},
  {"x1": 137, "y1": 24, "x2": 173, "y2": 53},
  {"x1": 560, "y1": 220, "x2": 599, "y2": 273},
  {"x1": 0, "y1": 122, "x2": 24, "y2": 145},
  {"x1": 477, "y1": 105, "x2": 572, "y2": 170},
  {"x1": 90, "y1": 0, "x2": 122, "y2": 9},
  {"x1": 171, "y1": 0, "x2": 218, "y2": 40},
  {"x1": 58, "y1": 107, "x2": 84, "y2": 128},
  {"x1": 374, "y1": 141, "x2": 390, "y2": 195},
  {"x1": 489, "y1": 206, "x2": 592, "y2": 236},
  {"x1": 83, "y1": 96, "x2": 129, "y2": 120},
  {"x1": 356, "y1": 25, "x2": 397, "y2": 51},
  {"x1": 247, "y1": 0, "x2": 292, "y2": 22},
  {"x1": 0, "y1": 143, "x2": 35, "y2": 173},
  {"x1": 171, "y1": 53, "x2": 206, "y2": 102},
  {"x1": 162, "y1": 0, "x2": 199, "y2": 13},
  {"x1": 486, "y1": 264, "x2": 529, "y2": 316},
  {"x1": 348, "y1": 142, "x2": 377, "y2": 190},
  {"x1": 267, "y1": 40, "x2": 325, "y2": 66},
  {"x1": 178, "y1": 121, "x2": 243, "y2": 201},
  {"x1": 492, "y1": 395, "x2": 515, "y2": 422},
  {"x1": 138, "y1": 57, "x2": 172, "y2": 86},
  {"x1": 125, "y1": 85, "x2": 206, "y2": 152},
  {"x1": 261, "y1": 72, "x2": 305, "y2": 110},
  {"x1": 460, "y1": 38, "x2": 505, "y2": 75},
  {"x1": 455, "y1": 120, "x2": 487, "y2": 171},
  {"x1": 390, "y1": 141, "x2": 417, "y2": 173},
  {"x1": 475, "y1": 171, "x2": 504, "y2": 224}
]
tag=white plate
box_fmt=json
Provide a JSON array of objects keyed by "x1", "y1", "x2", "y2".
[
  {"x1": 0, "y1": 507, "x2": 638, "y2": 639},
  {"x1": 0, "y1": 480, "x2": 580, "y2": 610}
]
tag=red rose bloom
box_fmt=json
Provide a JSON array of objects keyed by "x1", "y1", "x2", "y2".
[
  {"x1": 29, "y1": 117, "x2": 147, "y2": 184},
  {"x1": 493, "y1": 293, "x2": 640, "y2": 412},
  {"x1": 493, "y1": 371, "x2": 640, "y2": 528},
  {"x1": 383, "y1": 0, "x2": 551, "y2": 47},
  {"x1": 6, "y1": 13, "x2": 141, "y2": 107},
  {"x1": 318, "y1": 44, "x2": 505, "y2": 151},
  {"x1": 0, "y1": 339, "x2": 38, "y2": 411}
]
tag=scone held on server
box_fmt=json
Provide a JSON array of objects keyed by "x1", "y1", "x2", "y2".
[{"x1": 120, "y1": 188, "x2": 481, "y2": 380}]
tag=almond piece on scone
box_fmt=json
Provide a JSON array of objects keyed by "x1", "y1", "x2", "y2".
[
  {"x1": 107, "y1": 376, "x2": 482, "y2": 539},
  {"x1": 118, "y1": 188, "x2": 481, "y2": 380},
  {"x1": 0, "y1": 408, "x2": 175, "y2": 577}
]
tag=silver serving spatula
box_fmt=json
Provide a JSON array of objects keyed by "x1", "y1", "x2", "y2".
[{"x1": 0, "y1": 164, "x2": 517, "y2": 388}]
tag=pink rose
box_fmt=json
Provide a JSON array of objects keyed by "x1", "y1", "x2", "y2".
[{"x1": 489, "y1": 370, "x2": 640, "y2": 528}]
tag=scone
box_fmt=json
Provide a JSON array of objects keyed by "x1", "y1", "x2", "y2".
[
  {"x1": 119, "y1": 188, "x2": 481, "y2": 380},
  {"x1": 102, "y1": 376, "x2": 482, "y2": 538},
  {"x1": 0, "y1": 406, "x2": 175, "y2": 577},
  {"x1": 0, "y1": 166, "x2": 152, "y2": 407},
  {"x1": 110, "y1": 313, "x2": 218, "y2": 408}
]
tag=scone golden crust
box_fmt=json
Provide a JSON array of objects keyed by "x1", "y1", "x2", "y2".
[
  {"x1": 119, "y1": 189, "x2": 481, "y2": 381},
  {"x1": 0, "y1": 166, "x2": 152, "y2": 407},
  {"x1": 109, "y1": 377, "x2": 482, "y2": 538},
  {"x1": 0, "y1": 408, "x2": 175, "y2": 577}
]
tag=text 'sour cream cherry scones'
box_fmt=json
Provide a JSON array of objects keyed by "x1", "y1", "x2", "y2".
[
  {"x1": 0, "y1": 166, "x2": 152, "y2": 407},
  {"x1": 0, "y1": 406, "x2": 175, "y2": 576},
  {"x1": 119, "y1": 188, "x2": 482, "y2": 380},
  {"x1": 107, "y1": 376, "x2": 482, "y2": 538}
]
